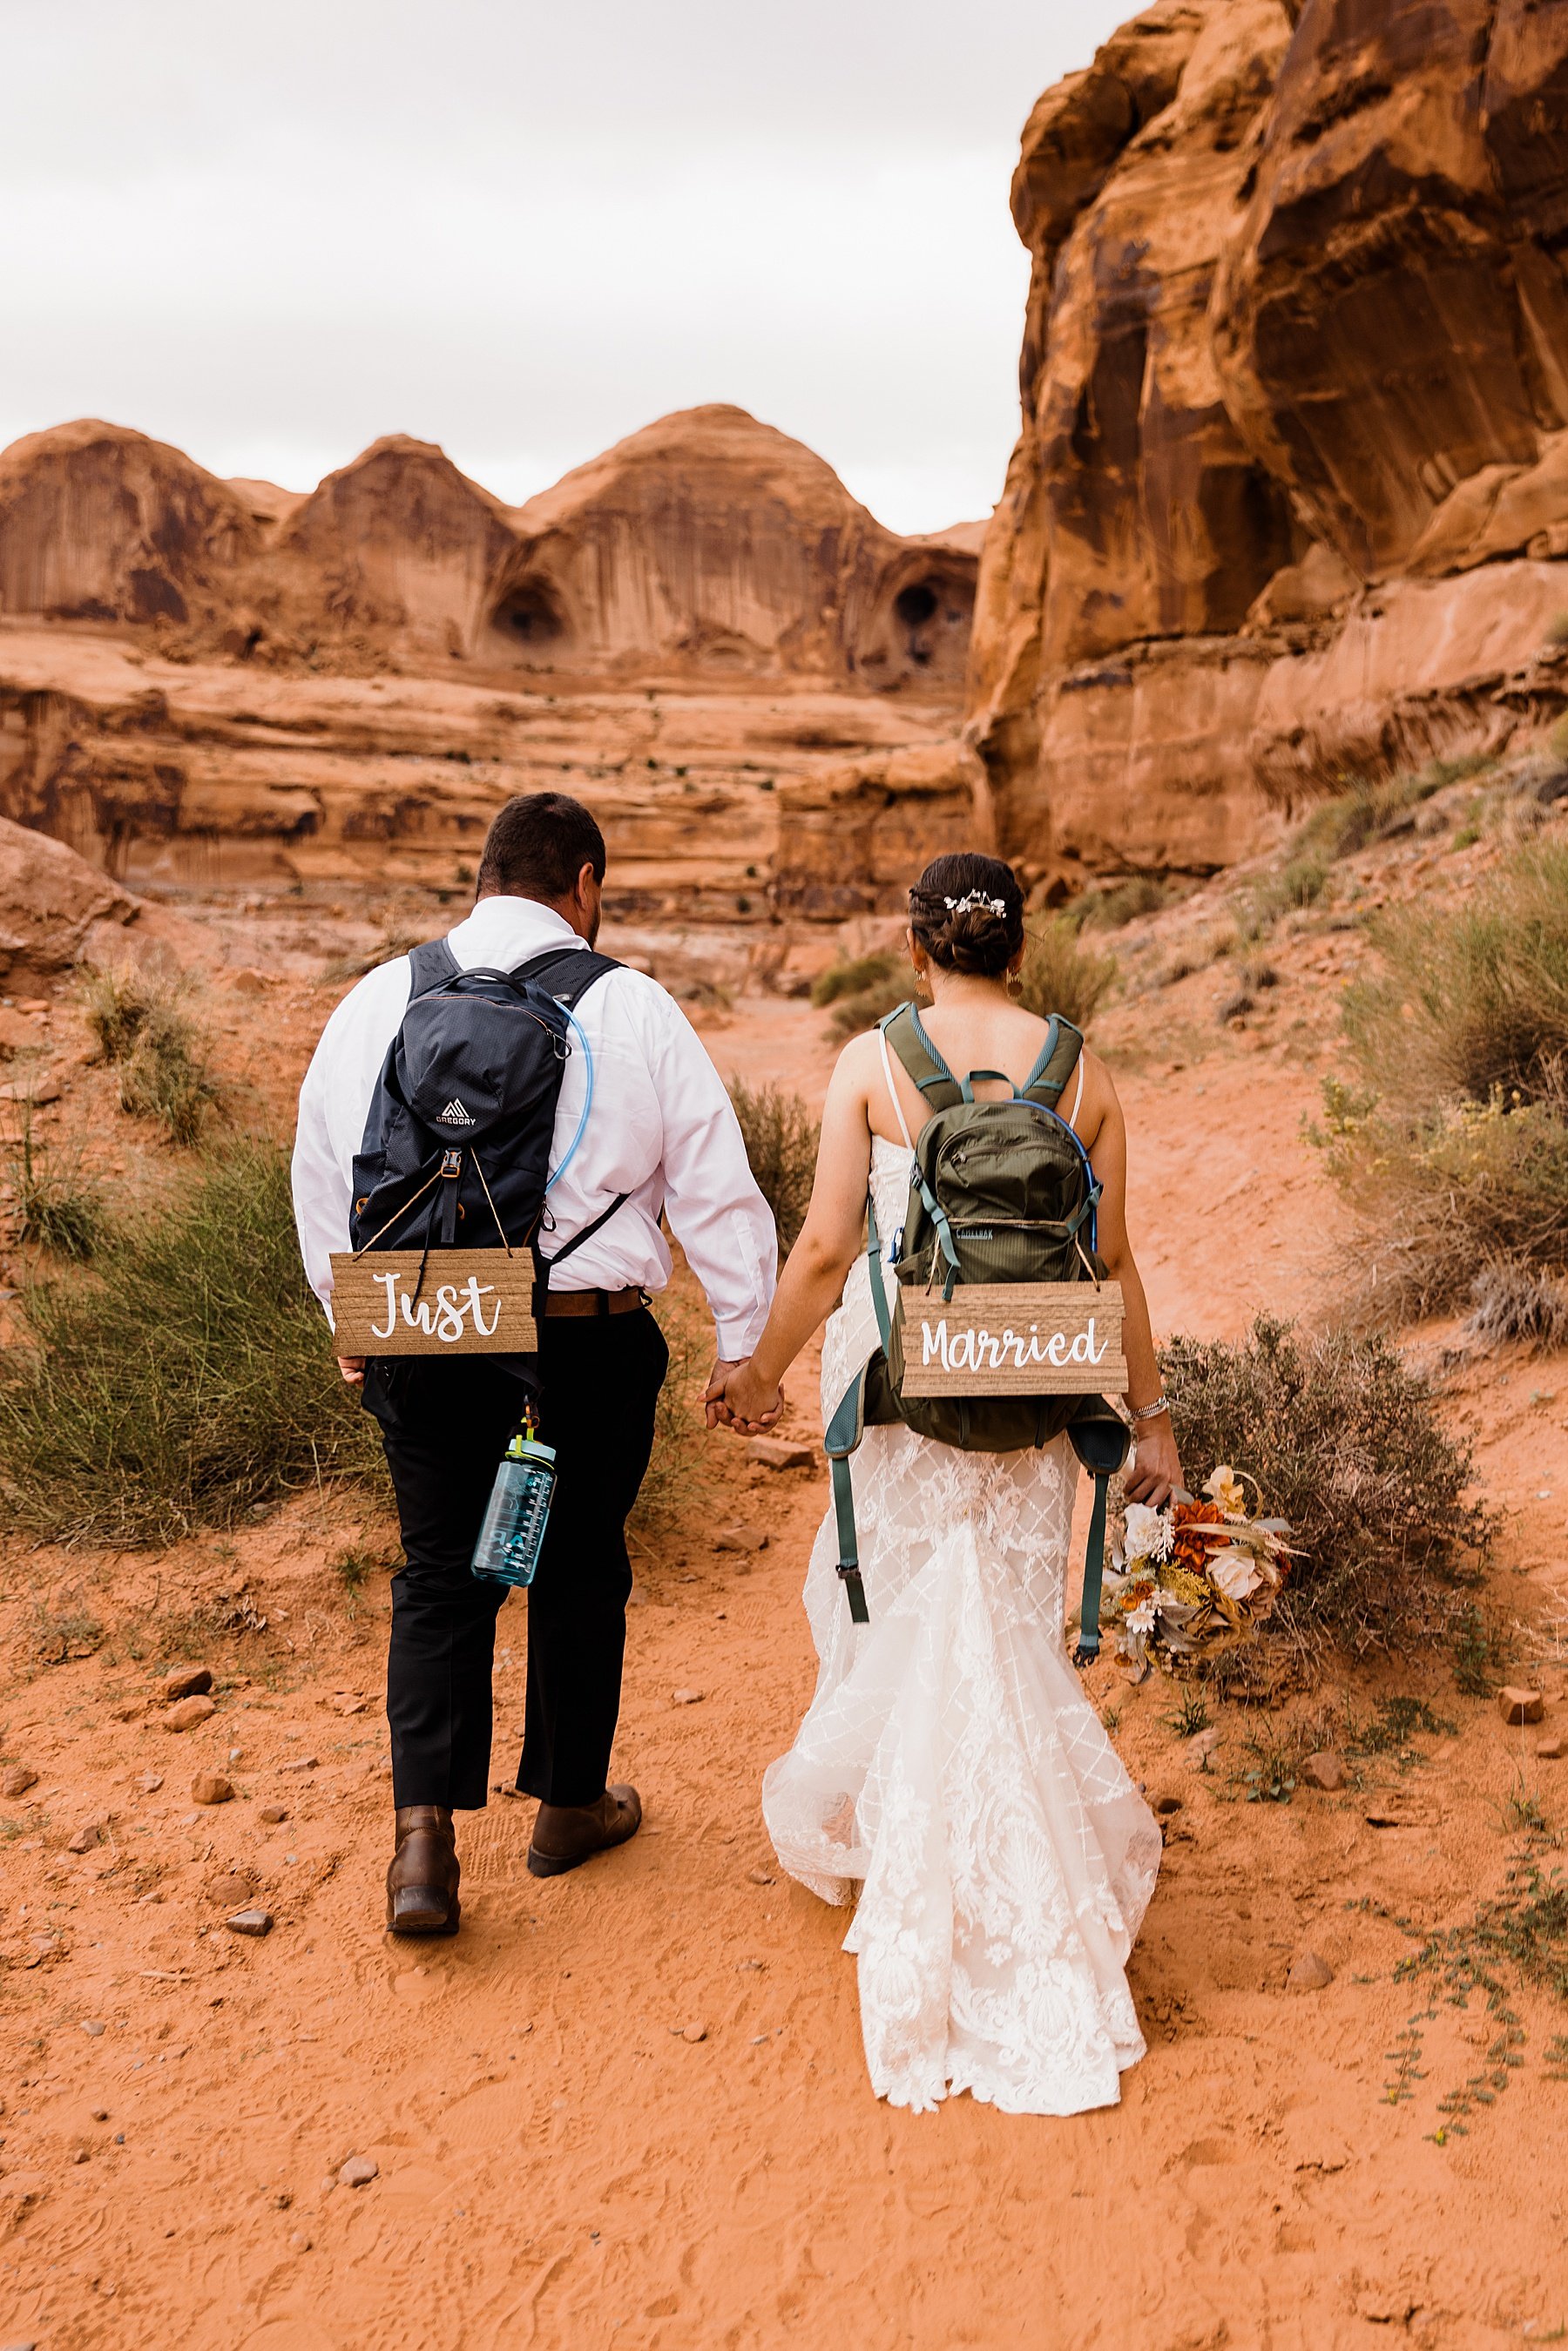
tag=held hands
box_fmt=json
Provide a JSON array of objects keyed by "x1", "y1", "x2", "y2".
[
  {"x1": 704, "y1": 1357, "x2": 783, "y2": 1435},
  {"x1": 1123, "y1": 1412, "x2": 1182, "y2": 1509},
  {"x1": 337, "y1": 1356, "x2": 366, "y2": 1387}
]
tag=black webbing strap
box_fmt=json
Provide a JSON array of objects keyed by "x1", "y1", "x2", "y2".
[
  {"x1": 1072, "y1": 1473, "x2": 1112, "y2": 1667},
  {"x1": 407, "y1": 937, "x2": 461, "y2": 997},
  {"x1": 513, "y1": 945, "x2": 621, "y2": 1010}
]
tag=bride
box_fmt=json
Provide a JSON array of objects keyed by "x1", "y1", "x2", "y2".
[{"x1": 709, "y1": 851, "x2": 1182, "y2": 2116}]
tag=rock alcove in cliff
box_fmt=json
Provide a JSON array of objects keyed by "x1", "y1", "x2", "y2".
[{"x1": 488, "y1": 578, "x2": 568, "y2": 662}]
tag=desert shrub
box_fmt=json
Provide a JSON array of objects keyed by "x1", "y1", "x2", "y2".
[
  {"x1": 1160, "y1": 1314, "x2": 1490, "y2": 1655},
  {"x1": 632, "y1": 1281, "x2": 713, "y2": 1539},
  {"x1": 1247, "y1": 851, "x2": 1330, "y2": 931},
  {"x1": 811, "y1": 952, "x2": 916, "y2": 1041},
  {"x1": 1300, "y1": 758, "x2": 1484, "y2": 862},
  {"x1": 811, "y1": 951, "x2": 902, "y2": 1009},
  {"x1": 0, "y1": 1140, "x2": 384, "y2": 1544},
  {"x1": 5, "y1": 1115, "x2": 105, "y2": 1260},
  {"x1": 729, "y1": 1080, "x2": 820, "y2": 1253},
  {"x1": 81, "y1": 963, "x2": 221, "y2": 1146},
  {"x1": 1017, "y1": 916, "x2": 1118, "y2": 1031},
  {"x1": 1343, "y1": 842, "x2": 1568, "y2": 1108},
  {"x1": 1465, "y1": 1261, "x2": 1568, "y2": 1349},
  {"x1": 1081, "y1": 876, "x2": 1166, "y2": 930},
  {"x1": 1315, "y1": 1072, "x2": 1568, "y2": 1321}
]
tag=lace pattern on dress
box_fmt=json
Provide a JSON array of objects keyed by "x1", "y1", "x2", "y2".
[{"x1": 760, "y1": 1137, "x2": 1161, "y2": 2115}]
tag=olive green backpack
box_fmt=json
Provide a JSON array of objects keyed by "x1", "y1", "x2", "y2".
[{"x1": 825, "y1": 1002, "x2": 1131, "y2": 1662}]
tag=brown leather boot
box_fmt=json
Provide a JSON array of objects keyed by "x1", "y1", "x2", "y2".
[
  {"x1": 386, "y1": 1805, "x2": 461, "y2": 1936},
  {"x1": 527, "y1": 1784, "x2": 642, "y2": 1879}
]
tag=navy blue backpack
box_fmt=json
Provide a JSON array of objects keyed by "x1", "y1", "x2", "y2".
[{"x1": 349, "y1": 940, "x2": 623, "y2": 1312}]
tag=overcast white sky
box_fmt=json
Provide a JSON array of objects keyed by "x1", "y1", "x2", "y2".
[{"x1": 2, "y1": 1, "x2": 1131, "y2": 534}]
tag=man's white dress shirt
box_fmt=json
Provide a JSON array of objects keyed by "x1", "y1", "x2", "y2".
[{"x1": 292, "y1": 895, "x2": 776, "y2": 1361}]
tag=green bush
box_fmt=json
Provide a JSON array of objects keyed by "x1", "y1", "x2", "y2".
[
  {"x1": 1343, "y1": 841, "x2": 1568, "y2": 1107},
  {"x1": 81, "y1": 963, "x2": 221, "y2": 1146},
  {"x1": 1300, "y1": 758, "x2": 1484, "y2": 861},
  {"x1": 729, "y1": 1080, "x2": 820, "y2": 1253},
  {"x1": 811, "y1": 951, "x2": 902, "y2": 1009},
  {"x1": 1017, "y1": 916, "x2": 1118, "y2": 1031},
  {"x1": 6, "y1": 1115, "x2": 105, "y2": 1260},
  {"x1": 0, "y1": 1142, "x2": 384, "y2": 1545},
  {"x1": 1080, "y1": 876, "x2": 1166, "y2": 930},
  {"x1": 1313, "y1": 843, "x2": 1568, "y2": 1317},
  {"x1": 1161, "y1": 1314, "x2": 1490, "y2": 1656}
]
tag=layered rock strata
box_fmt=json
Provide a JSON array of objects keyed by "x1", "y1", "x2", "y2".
[{"x1": 969, "y1": 0, "x2": 1568, "y2": 891}]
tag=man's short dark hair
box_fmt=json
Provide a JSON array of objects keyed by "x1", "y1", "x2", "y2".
[{"x1": 476, "y1": 792, "x2": 607, "y2": 901}]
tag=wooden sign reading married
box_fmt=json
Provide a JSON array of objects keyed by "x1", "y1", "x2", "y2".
[
  {"x1": 900, "y1": 1282, "x2": 1126, "y2": 1398},
  {"x1": 329, "y1": 1251, "x2": 538, "y2": 1356}
]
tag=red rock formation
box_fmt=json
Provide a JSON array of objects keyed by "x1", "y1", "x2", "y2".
[
  {"x1": 0, "y1": 422, "x2": 260, "y2": 633},
  {"x1": 970, "y1": 0, "x2": 1568, "y2": 890}
]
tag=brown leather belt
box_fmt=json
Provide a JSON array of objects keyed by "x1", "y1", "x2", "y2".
[{"x1": 540, "y1": 1287, "x2": 647, "y2": 1318}]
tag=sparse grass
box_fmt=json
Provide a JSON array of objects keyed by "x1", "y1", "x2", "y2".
[
  {"x1": 1311, "y1": 842, "x2": 1568, "y2": 1320},
  {"x1": 1249, "y1": 851, "x2": 1330, "y2": 928},
  {"x1": 1450, "y1": 1601, "x2": 1511, "y2": 1697},
  {"x1": 1238, "y1": 1729, "x2": 1297, "y2": 1804},
  {"x1": 1166, "y1": 1688, "x2": 1210, "y2": 1739},
  {"x1": 1080, "y1": 876, "x2": 1166, "y2": 930},
  {"x1": 1344, "y1": 841, "x2": 1568, "y2": 1107},
  {"x1": 728, "y1": 1081, "x2": 820, "y2": 1254},
  {"x1": 1017, "y1": 916, "x2": 1118, "y2": 1031},
  {"x1": 1161, "y1": 1314, "x2": 1491, "y2": 1659},
  {"x1": 331, "y1": 1543, "x2": 400, "y2": 1593},
  {"x1": 4, "y1": 1111, "x2": 105, "y2": 1260},
  {"x1": 80, "y1": 963, "x2": 221, "y2": 1146},
  {"x1": 1300, "y1": 755, "x2": 1493, "y2": 863},
  {"x1": 1465, "y1": 1261, "x2": 1568, "y2": 1350},
  {"x1": 0, "y1": 1139, "x2": 386, "y2": 1545},
  {"x1": 811, "y1": 951, "x2": 903, "y2": 1010},
  {"x1": 1355, "y1": 1695, "x2": 1455, "y2": 1752}
]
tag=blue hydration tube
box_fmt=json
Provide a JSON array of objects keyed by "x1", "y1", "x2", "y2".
[{"x1": 545, "y1": 1008, "x2": 594, "y2": 1191}]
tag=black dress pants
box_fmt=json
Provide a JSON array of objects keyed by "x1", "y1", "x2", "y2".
[{"x1": 363, "y1": 1307, "x2": 669, "y2": 1812}]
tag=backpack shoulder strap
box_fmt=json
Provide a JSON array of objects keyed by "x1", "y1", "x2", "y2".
[
  {"x1": 514, "y1": 946, "x2": 621, "y2": 1010},
  {"x1": 407, "y1": 937, "x2": 460, "y2": 999},
  {"x1": 1019, "y1": 1014, "x2": 1085, "y2": 1108},
  {"x1": 881, "y1": 1003, "x2": 963, "y2": 1114}
]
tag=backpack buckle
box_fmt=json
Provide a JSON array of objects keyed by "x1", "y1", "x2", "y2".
[{"x1": 440, "y1": 1148, "x2": 463, "y2": 1179}]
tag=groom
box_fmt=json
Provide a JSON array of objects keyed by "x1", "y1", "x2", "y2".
[{"x1": 292, "y1": 792, "x2": 776, "y2": 1933}]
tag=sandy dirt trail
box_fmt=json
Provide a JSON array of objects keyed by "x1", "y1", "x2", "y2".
[{"x1": 1, "y1": 989, "x2": 1566, "y2": 2349}]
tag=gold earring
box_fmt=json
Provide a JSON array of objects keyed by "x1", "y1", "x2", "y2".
[{"x1": 1007, "y1": 972, "x2": 1024, "y2": 1000}]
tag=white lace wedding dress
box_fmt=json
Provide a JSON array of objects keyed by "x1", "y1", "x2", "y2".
[{"x1": 761, "y1": 1135, "x2": 1163, "y2": 2115}]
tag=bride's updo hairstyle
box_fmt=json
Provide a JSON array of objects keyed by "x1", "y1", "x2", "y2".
[{"x1": 908, "y1": 851, "x2": 1025, "y2": 978}]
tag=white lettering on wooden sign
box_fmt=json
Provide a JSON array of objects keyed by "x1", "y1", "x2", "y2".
[
  {"x1": 328, "y1": 1250, "x2": 538, "y2": 1357},
  {"x1": 900, "y1": 1281, "x2": 1126, "y2": 1398}
]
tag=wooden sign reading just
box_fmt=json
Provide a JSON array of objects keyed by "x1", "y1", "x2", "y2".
[
  {"x1": 328, "y1": 1251, "x2": 538, "y2": 1356},
  {"x1": 900, "y1": 1281, "x2": 1126, "y2": 1398}
]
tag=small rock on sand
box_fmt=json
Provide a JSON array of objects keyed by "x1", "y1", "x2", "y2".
[
  {"x1": 164, "y1": 1695, "x2": 217, "y2": 1733},
  {"x1": 279, "y1": 1756, "x2": 320, "y2": 1773},
  {"x1": 745, "y1": 1436, "x2": 814, "y2": 1470},
  {"x1": 672, "y1": 1688, "x2": 705, "y2": 1706},
  {"x1": 135, "y1": 1773, "x2": 164, "y2": 1794},
  {"x1": 716, "y1": 1525, "x2": 769, "y2": 1552},
  {"x1": 1300, "y1": 1751, "x2": 1348, "y2": 1792},
  {"x1": 1287, "y1": 1950, "x2": 1335, "y2": 1991},
  {"x1": 747, "y1": 1868, "x2": 774, "y2": 1885},
  {"x1": 1, "y1": 1766, "x2": 39, "y2": 1799},
  {"x1": 66, "y1": 1823, "x2": 103, "y2": 1854},
  {"x1": 1538, "y1": 1736, "x2": 1565, "y2": 1760},
  {"x1": 1498, "y1": 1686, "x2": 1545, "y2": 1725},
  {"x1": 226, "y1": 1908, "x2": 274, "y2": 1937},
  {"x1": 259, "y1": 1804, "x2": 288, "y2": 1824},
  {"x1": 192, "y1": 1775, "x2": 235, "y2": 1807},
  {"x1": 338, "y1": 2155, "x2": 378, "y2": 2187},
  {"x1": 163, "y1": 1665, "x2": 213, "y2": 1702},
  {"x1": 681, "y1": 2023, "x2": 708, "y2": 2044}
]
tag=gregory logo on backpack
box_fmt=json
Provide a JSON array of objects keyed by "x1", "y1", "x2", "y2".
[{"x1": 438, "y1": 1098, "x2": 476, "y2": 1126}]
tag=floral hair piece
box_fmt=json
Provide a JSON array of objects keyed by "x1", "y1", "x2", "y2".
[{"x1": 943, "y1": 891, "x2": 1008, "y2": 917}]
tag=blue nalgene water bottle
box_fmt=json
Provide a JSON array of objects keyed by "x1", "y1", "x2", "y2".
[{"x1": 470, "y1": 1419, "x2": 558, "y2": 1589}]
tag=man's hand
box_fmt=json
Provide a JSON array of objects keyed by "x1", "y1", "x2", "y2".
[
  {"x1": 705, "y1": 1358, "x2": 783, "y2": 1435},
  {"x1": 337, "y1": 1356, "x2": 367, "y2": 1387}
]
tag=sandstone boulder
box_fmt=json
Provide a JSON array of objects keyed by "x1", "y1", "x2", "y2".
[{"x1": 0, "y1": 815, "x2": 138, "y2": 987}]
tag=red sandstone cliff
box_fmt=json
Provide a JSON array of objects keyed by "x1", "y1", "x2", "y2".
[{"x1": 970, "y1": 0, "x2": 1568, "y2": 889}]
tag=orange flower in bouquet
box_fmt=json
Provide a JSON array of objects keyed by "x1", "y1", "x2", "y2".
[{"x1": 1102, "y1": 1465, "x2": 1295, "y2": 1673}]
